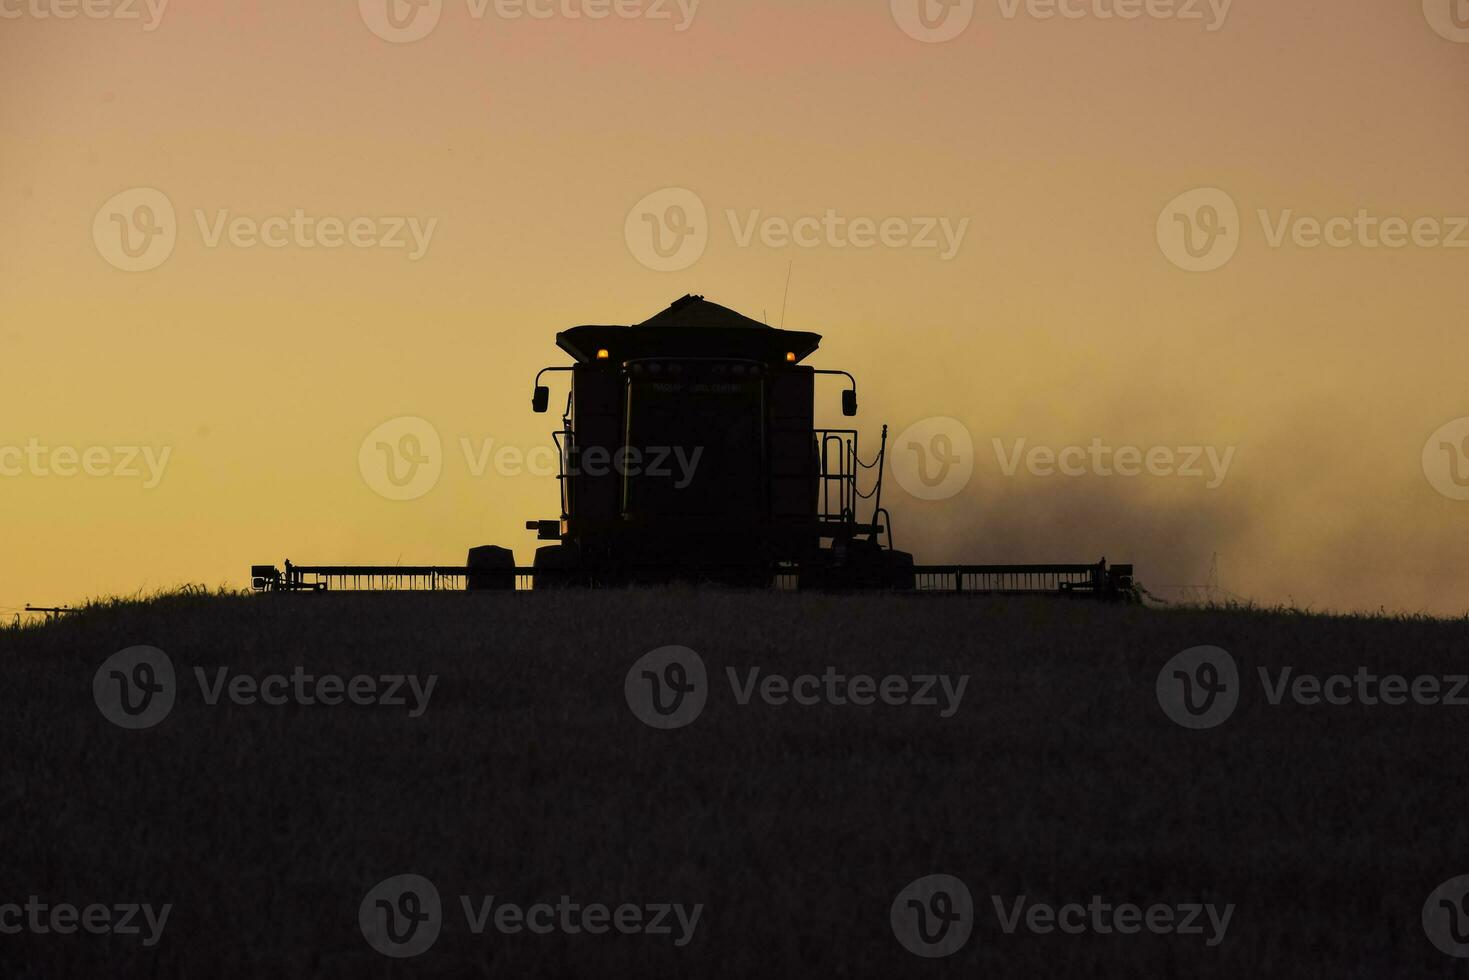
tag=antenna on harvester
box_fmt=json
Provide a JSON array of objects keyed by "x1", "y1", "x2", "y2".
[{"x1": 779, "y1": 260, "x2": 793, "y2": 328}]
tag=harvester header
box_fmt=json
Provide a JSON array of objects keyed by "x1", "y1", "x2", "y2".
[{"x1": 252, "y1": 295, "x2": 1135, "y2": 600}]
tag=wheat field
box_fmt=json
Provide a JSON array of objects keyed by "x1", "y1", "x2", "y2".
[{"x1": 2, "y1": 589, "x2": 1466, "y2": 977}]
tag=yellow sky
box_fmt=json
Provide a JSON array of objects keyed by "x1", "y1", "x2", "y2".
[{"x1": 3, "y1": 0, "x2": 1468, "y2": 616}]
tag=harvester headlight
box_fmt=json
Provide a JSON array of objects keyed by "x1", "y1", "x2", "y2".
[{"x1": 596, "y1": 348, "x2": 610, "y2": 360}]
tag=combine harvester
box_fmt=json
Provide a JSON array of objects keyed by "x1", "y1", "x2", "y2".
[{"x1": 251, "y1": 296, "x2": 1134, "y2": 599}]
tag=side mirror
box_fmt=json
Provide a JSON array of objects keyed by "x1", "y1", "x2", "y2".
[
  {"x1": 532, "y1": 385, "x2": 550, "y2": 414},
  {"x1": 841, "y1": 390, "x2": 857, "y2": 417}
]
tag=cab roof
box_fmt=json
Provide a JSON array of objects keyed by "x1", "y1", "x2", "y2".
[{"x1": 557, "y1": 295, "x2": 823, "y2": 365}]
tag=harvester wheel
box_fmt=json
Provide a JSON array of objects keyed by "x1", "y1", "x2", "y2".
[
  {"x1": 466, "y1": 545, "x2": 516, "y2": 591},
  {"x1": 532, "y1": 544, "x2": 582, "y2": 590}
]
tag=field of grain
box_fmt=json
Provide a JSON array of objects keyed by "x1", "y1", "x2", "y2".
[{"x1": 3, "y1": 589, "x2": 1467, "y2": 977}]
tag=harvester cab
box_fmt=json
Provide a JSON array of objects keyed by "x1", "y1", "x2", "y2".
[{"x1": 525, "y1": 294, "x2": 914, "y2": 589}]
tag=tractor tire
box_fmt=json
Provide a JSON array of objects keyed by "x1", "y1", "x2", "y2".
[{"x1": 532, "y1": 544, "x2": 583, "y2": 590}]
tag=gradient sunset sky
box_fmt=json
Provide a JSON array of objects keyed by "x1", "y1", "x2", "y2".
[{"x1": 3, "y1": 0, "x2": 1467, "y2": 616}]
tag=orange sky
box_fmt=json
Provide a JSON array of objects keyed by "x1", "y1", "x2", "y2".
[{"x1": 3, "y1": 0, "x2": 1468, "y2": 616}]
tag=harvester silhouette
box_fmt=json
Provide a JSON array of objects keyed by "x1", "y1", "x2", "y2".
[{"x1": 252, "y1": 296, "x2": 1133, "y2": 598}]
